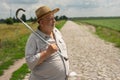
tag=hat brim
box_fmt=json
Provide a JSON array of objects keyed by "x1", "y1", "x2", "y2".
[{"x1": 37, "y1": 8, "x2": 60, "y2": 21}]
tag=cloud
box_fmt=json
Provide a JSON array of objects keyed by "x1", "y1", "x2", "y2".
[
  {"x1": 104, "y1": 0, "x2": 120, "y2": 8},
  {"x1": 6, "y1": 0, "x2": 39, "y2": 4},
  {"x1": 68, "y1": 0, "x2": 99, "y2": 8},
  {"x1": 0, "y1": 0, "x2": 120, "y2": 19}
]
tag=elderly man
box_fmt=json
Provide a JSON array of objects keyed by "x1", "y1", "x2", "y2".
[{"x1": 25, "y1": 6, "x2": 69, "y2": 80}]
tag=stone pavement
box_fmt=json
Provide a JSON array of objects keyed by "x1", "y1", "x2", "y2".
[{"x1": 61, "y1": 21, "x2": 120, "y2": 80}]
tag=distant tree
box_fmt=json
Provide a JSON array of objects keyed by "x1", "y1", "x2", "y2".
[
  {"x1": 62, "y1": 15, "x2": 68, "y2": 20},
  {"x1": 59, "y1": 15, "x2": 68, "y2": 20},
  {"x1": 55, "y1": 16, "x2": 59, "y2": 21},
  {"x1": 59, "y1": 16, "x2": 63, "y2": 20},
  {"x1": 5, "y1": 17, "x2": 14, "y2": 24},
  {"x1": 0, "y1": 19, "x2": 5, "y2": 23},
  {"x1": 29, "y1": 17, "x2": 34, "y2": 22},
  {"x1": 12, "y1": 17, "x2": 16, "y2": 22},
  {"x1": 21, "y1": 14, "x2": 26, "y2": 22},
  {"x1": 34, "y1": 17, "x2": 37, "y2": 21},
  {"x1": 12, "y1": 17, "x2": 19, "y2": 23},
  {"x1": 28, "y1": 17, "x2": 37, "y2": 22}
]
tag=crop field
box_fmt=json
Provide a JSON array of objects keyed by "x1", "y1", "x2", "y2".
[
  {"x1": 73, "y1": 18, "x2": 120, "y2": 31},
  {"x1": 72, "y1": 18, "x2": 120, "y2": 47},
  {"x1": 0, "y1": 23, "x2": 32, "y2": 75}
]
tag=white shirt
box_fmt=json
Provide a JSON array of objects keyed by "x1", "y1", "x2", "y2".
[{"x1": 25, "y1": 28, "x2": 69, "y2": 80}]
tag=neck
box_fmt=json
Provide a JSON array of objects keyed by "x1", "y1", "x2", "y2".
[
  {"x1": 42, "y1": 30, "x2": 54, "y2": 39},
  {"x1": 38, "y1": 27, "x2": 53, "y2": 36}
]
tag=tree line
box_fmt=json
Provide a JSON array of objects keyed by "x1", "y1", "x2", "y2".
[{"x1": 0, "y1": 14, "x2": 68, "y2": 25}]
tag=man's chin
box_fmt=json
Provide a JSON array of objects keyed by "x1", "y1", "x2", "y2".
[{"x1": 51, "y1": 25, "x2": 55, "y2": 28}]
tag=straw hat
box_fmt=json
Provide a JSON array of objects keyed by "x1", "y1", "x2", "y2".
[{"x1": 35, "y1": 6, "x2": 60, "y2": 21}]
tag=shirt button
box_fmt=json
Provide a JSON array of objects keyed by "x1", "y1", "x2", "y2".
[
  {"x1": 59, "y1": 40, "x2": 62, "y2": 43},
  {"x1": 45, "y1": 36, "x2": 48, "y2": 39}
]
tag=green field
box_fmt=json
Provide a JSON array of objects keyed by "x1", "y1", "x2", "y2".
[
  {"x1": 72, "y1": 18, "x2": 120, "y2": 47},
  {"x1": 73, "y1": 18, "x2": 120, "y2": 31}
]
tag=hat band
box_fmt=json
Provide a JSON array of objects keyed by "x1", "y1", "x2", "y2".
[{"x1": 37, "y1": 11, "x2": 52, "y2": 20}]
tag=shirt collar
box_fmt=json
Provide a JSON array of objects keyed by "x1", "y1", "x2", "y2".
[
  {"x1": 36, "y1": 28, "x2": 57, "y2": 40},
  {"x1": 36, "y1": 29, "x2": 50, "y2": 40}
]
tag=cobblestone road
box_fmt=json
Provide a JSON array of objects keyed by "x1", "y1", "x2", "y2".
[{"x1": 61, "y1": 21, "x2": 120, "y2": 80}]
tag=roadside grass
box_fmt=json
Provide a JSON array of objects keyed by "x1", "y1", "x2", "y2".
[
  {"x1": 0, "y1": 22, "x2": 36, "y2": 76},
  {"x1": 0, "y1": 23, "x2": 32, "y2": 40},
  {"x1": 56, "y1": 20, "x2": 67, "y2": 30},
  {"x1": 72, "y1": 18, "x2": 120, "y2": 31},
  {"x1": 72, "y1": 18, "x2": 120, "y2": 48},
  {"x1": 95, "y1": 27, "x2": 120, "y2": 47},
  {"x1": 0, "y1": 20, "x2": 66, "y2": 80},
  {"x1": 10, "y1": 63, "x2": 30, "y2": 80},
  {"x1": 0, "y1": 35, "x2": 29, "y2": 75}
]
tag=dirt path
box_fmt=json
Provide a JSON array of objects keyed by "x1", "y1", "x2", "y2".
[
  {"x1": 0, "y1": 58, "x2": 25, "y2": 80},
  {"x1": 61, "y1": 21, "x2": 120, "y2": 80}
]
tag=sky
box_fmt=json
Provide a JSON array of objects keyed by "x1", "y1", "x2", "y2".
[{"x1": 0, "y1": 0, "x2": 120, "y2": 19}]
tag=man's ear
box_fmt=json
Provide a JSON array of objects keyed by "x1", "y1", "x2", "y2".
[
  {"x1": 39, "y1": 20, "x2": 44, "y2": 26},
  {"x1": 38, "y1": 20, "x2": 41, "y2": 24}
]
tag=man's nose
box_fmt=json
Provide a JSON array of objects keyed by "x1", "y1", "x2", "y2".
[{"x1": 52, "y1": 18, "x2": 56, "y2": 23}]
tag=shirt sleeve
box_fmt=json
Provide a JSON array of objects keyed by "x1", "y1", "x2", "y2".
[{"x1": 25, "y1": 34, "x2": 40, "y2": 70}]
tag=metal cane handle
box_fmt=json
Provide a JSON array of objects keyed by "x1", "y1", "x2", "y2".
[{"x1": 16, "y1": 8, "x2": 25, "y2": 19}]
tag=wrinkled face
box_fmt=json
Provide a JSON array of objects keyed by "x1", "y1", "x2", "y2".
[{"x1": 38, "y1": 13, "x2": 56, "y2": 34}]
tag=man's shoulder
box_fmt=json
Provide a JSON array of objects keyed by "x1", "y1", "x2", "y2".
[
  {"x1": 54, "y1": 27, "x2": 62, "y2": 36},
  {"x1": 28, "y1": 32, "x2": 40, "y2": 42}
]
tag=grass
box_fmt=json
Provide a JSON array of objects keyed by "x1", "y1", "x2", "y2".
[
  {"x1": 72, "y1": 18, "x2": 120, "y2": 47},
  {"x1": 0, "y1": 20, "x2": 67, "y2": 79},
  {"x1": 10, "y1": 63, "x2": 30, "y2": 80},
  {"x1": 0, "y1": 35, "x2": 28, "y2": 75},
  {"x1": 0, "y1": 22, "x2": 37, "y2": 75},
  {"x1": 56, "y1": 20, "x2": 67, "y2": 29},
  {"x1": 95, "y1": 26, "x2": 120, "y2": 47},
  {"x1": 0, "y1": 23, "x2": 31, "y2": 40},
  {"x1": 73, "y1": 18, "x2": 120, "y2": 31}
]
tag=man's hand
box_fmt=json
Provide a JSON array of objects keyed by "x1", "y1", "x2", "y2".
[
  {"x1": 37, "y1": 43, "x2": 58, "y2": 64},
  {"x1": 46, "y1": 43, "x2": 58, "y2": 54}
]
